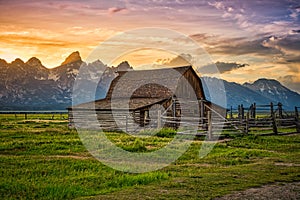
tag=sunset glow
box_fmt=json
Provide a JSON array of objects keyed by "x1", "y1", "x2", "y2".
[{"x1": 0, "y1": 0, "x2": 299, "y2": 91}]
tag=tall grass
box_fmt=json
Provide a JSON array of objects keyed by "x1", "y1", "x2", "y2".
[{"x1": 0, "y1": 116, "x2": 299, "y2": 199}]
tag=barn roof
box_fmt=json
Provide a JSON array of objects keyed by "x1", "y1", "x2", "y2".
[
  {"x1": 71, "y1": 66, "x2": 205, "y2": 111},
  {"x1": 106, "y1": 66, "x2": 191, "y2": 99}
]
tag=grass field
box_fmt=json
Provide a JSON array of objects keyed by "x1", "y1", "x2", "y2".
[{"x1": 0, "y1": 115, "x2": 299, "y2": 199}]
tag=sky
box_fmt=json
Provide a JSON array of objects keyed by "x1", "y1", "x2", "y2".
[{"x1": 0, "y1": 0, "x2": 300, "y2": 92}]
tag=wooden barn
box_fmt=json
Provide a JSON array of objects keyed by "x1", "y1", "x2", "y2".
[{"x1": 68, "y1": 66, "x2": 226, "y2": 132}]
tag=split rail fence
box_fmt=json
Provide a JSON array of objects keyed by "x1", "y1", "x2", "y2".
[
  {"x1": 0, "y1": 111, "x2": 68, "y2": 120},
  {"x1": 151, "y1": 101, "x2": 300, "y2": 138}
]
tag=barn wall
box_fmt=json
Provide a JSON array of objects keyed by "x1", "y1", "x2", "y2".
[
  {"x1": 68, "y1": 109, "x2": 151, "y2": 131},
  {"x1": 175, "y1": 69, "x2": 205, "y2": 100}
]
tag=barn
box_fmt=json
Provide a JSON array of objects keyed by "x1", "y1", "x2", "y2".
[{"x1": 68, "y1": 66, "x2": 226, "y2": 132}]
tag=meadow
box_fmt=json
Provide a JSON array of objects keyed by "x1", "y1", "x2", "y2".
[{"x1": 0, "y1": 114, "x2": 299, "y2": 199}]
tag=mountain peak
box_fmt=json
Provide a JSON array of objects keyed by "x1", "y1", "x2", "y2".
[
  {"x1": 11, "y1": 58, "x2": 25, "y2": 65},
  {"x1": 0, "y1": 58, "x2": 8, "y2": 66},
  {"x1": 255, "y1": 78, "x2": 278, "y2": 83},
  {"x1": 26, "y1": 57, "x2": 44, "y2": 68},
  {"x1": 61, "y1": 51, "x2": 82, "y2": 65},
  {"x1": 247, "y1": 78, "x2": 283, "y2": 88}
]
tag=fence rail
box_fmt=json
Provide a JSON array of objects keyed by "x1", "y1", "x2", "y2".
[
  {"x1": 67, "y1": 101, "x2": 300, "y2": 138},
  {"x1": 0, "y1": 111, "x2": 68, "y2": 120},
  {"x1": 225, "y1": 103, "x2": 300, "y2": 135}
]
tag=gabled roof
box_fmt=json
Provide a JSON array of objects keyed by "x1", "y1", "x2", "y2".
[{"x1": 106, "y1": 66, "x2": 191, "y2": 99}]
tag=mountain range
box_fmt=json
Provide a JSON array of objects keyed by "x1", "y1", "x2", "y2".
[
  {"x1": 201, "y1": 77, "x2": 300, "y2": 110},
  {"x1": 0, "y1": 52, "x2": 299, "y2": 111}
]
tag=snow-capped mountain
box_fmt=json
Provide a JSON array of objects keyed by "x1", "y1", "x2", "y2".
[
  {"x1": 0, "y1": 52, "x2": 299, "y2": 111},
  {"x1": 201, "y1": 77, "x2": 273, "y2": 108},
  {"x1": 243, "y1": 79, "x2": 300, "y2": 110},
  {"x1": 202, "y1": 77, "x2": 300, "y2": 110},
  {"x1": 0, "y1": 52, "x2": 132, "y2": 110}
]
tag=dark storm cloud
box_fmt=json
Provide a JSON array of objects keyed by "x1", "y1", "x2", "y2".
[
  {"x1": 200, "y1": 61, "x2": 249, "y2": 74},
  {"x1": 207, "y1": 37, "x2": 282, "y2": 56}
]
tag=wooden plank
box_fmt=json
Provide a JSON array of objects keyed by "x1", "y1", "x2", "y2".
[
  {"x1": 207, "y1": 111, "x2": 212, "y2": 140},
  {"x1": 270, "y1": 102, "x2": 278, "y2": 134}
]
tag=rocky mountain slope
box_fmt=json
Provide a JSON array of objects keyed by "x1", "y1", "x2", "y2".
[
  {"x1": 0, "y1": 52, "x2": 131, "y2": 110},
  {"x1": 243, "y1": 78, "x2": 300, "y2": 110},
  {"x1": 0, "y1": 52, "x2": 299, "y2": 110},
  {"x1": 202, "y1": 77, "x2": 300, "y2": 110}
]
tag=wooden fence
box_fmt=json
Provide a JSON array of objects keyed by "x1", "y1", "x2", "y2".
[
  {"x1": 68, "y1": 101, "x2": 300, "y2": 138},
  {"x1": 0, "y1": 111, "x2": 68, "y2": 120},
  {"x1": 144, "y1": 102, "x2": 300, "y2": 138},
  {"x1": 225, "y1": 103, "x2": 300, "y2": 135}
]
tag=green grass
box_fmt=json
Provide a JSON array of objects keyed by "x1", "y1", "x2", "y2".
[{"x1": 0, "y1": 116, "x2": 299, "y2": 199}]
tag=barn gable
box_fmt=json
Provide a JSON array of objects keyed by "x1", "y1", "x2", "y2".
[{"x1": 105, "y1": 67, "x2": 191, "y2": 99}]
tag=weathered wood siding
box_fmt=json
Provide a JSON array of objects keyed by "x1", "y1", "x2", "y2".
[{"x1": 179, "y1": 68, "x2": 205, "y2": 99}]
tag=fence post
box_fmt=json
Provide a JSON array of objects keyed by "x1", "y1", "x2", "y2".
[
  {"x1": 157, "y1": 110, "x2": 161, "y2": 129},
  {"x1": 277, "y1": 102, "x2": 283, "y2": 126},
  {"x1": 295, "y1": 107, "x2": 300, "y2": 132},
  {"x1": 238, "y1": 105, "x2": 241, "y2": 122},
  {"x1": 270, "y1": 102, "x2": 278, "y2": 134},
  {"x1": 253, "y1": 103, "x2": 256, "y2": 119},
  {"x1": 278, "y1": 102, "x2": 283, "y2": 119},
  {"x1": 172, "y1": 99, "x2": 176, "y2": 129},
  {"x1": 207, "y1": 111, "x2": 212, "y2": 140},
  {"x1": 250, "y1": 103, "x2": 256, "y2": 119},
  {"x1": 200, "y1": 99, "x2": 204, "y2": 124},
  {"x1": 125, "y1": 115, "x2": 128, "y2": 132},
  {"x1": 245, "y1": 112, "x2": 249, "y2": 134},
  {"x1": 241, "y1": 104, "x2": 244, "y2": 120},
  {"x1": 230, "y1": 106, "x2": 233, "y2": 120}
]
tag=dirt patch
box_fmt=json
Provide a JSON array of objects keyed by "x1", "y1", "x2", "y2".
[
  {"x1": 217, "y1": 138, "x2": 233, "y2": 143},
  {"x1": 48, "y1": 155, "x2": 93, "y2": 160},
  {"x1": 23, "y1": 119, "x2": 67, "y2": 123},
  {"x1": 274, "y1": 163, "x2": 300, "y2": 167},
  {"x1": 178, "y1": 163, "x2": 212, "y2": 167},
  {"x1": 214, "y1": 182, "x2": 300, "y2": 200}
]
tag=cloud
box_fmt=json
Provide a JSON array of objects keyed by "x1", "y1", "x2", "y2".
[
  {"x1": 279, "y1": 74, "x2": 300, "y2": 94},
  {"x1": 190, "y1": 33, "x2": 247, "y2": 47},
  {"x1": 191, "y1": 31, "x2": 300, "y2": 65},
  {"x1": 291, "y1": 29, "x2": 300, "y2": 34},
  {"x1": 261, "y1": 33, "x2": 300, "y2": 63},
  {"x1": 210, "y1": 37, "x2": 281, "y2": 56},
  {"x1": 156, "y1": 53, "x2": 191, "y2": 66},
  {"x1": 289, "y1": 6, "x2": 300, "y2": 20},
  {"x1": 108, "y1": 7, "x2": 127, "y2": 14},
  {"x1": 208, "y1": 1, "x2": 225, "y2": 10},
  {"x1": 156, "y1": 53, "x2": 249, "y2": 74},
  {"x1": 201, "y1": 61, "x2": 249, "y2": 74}
]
